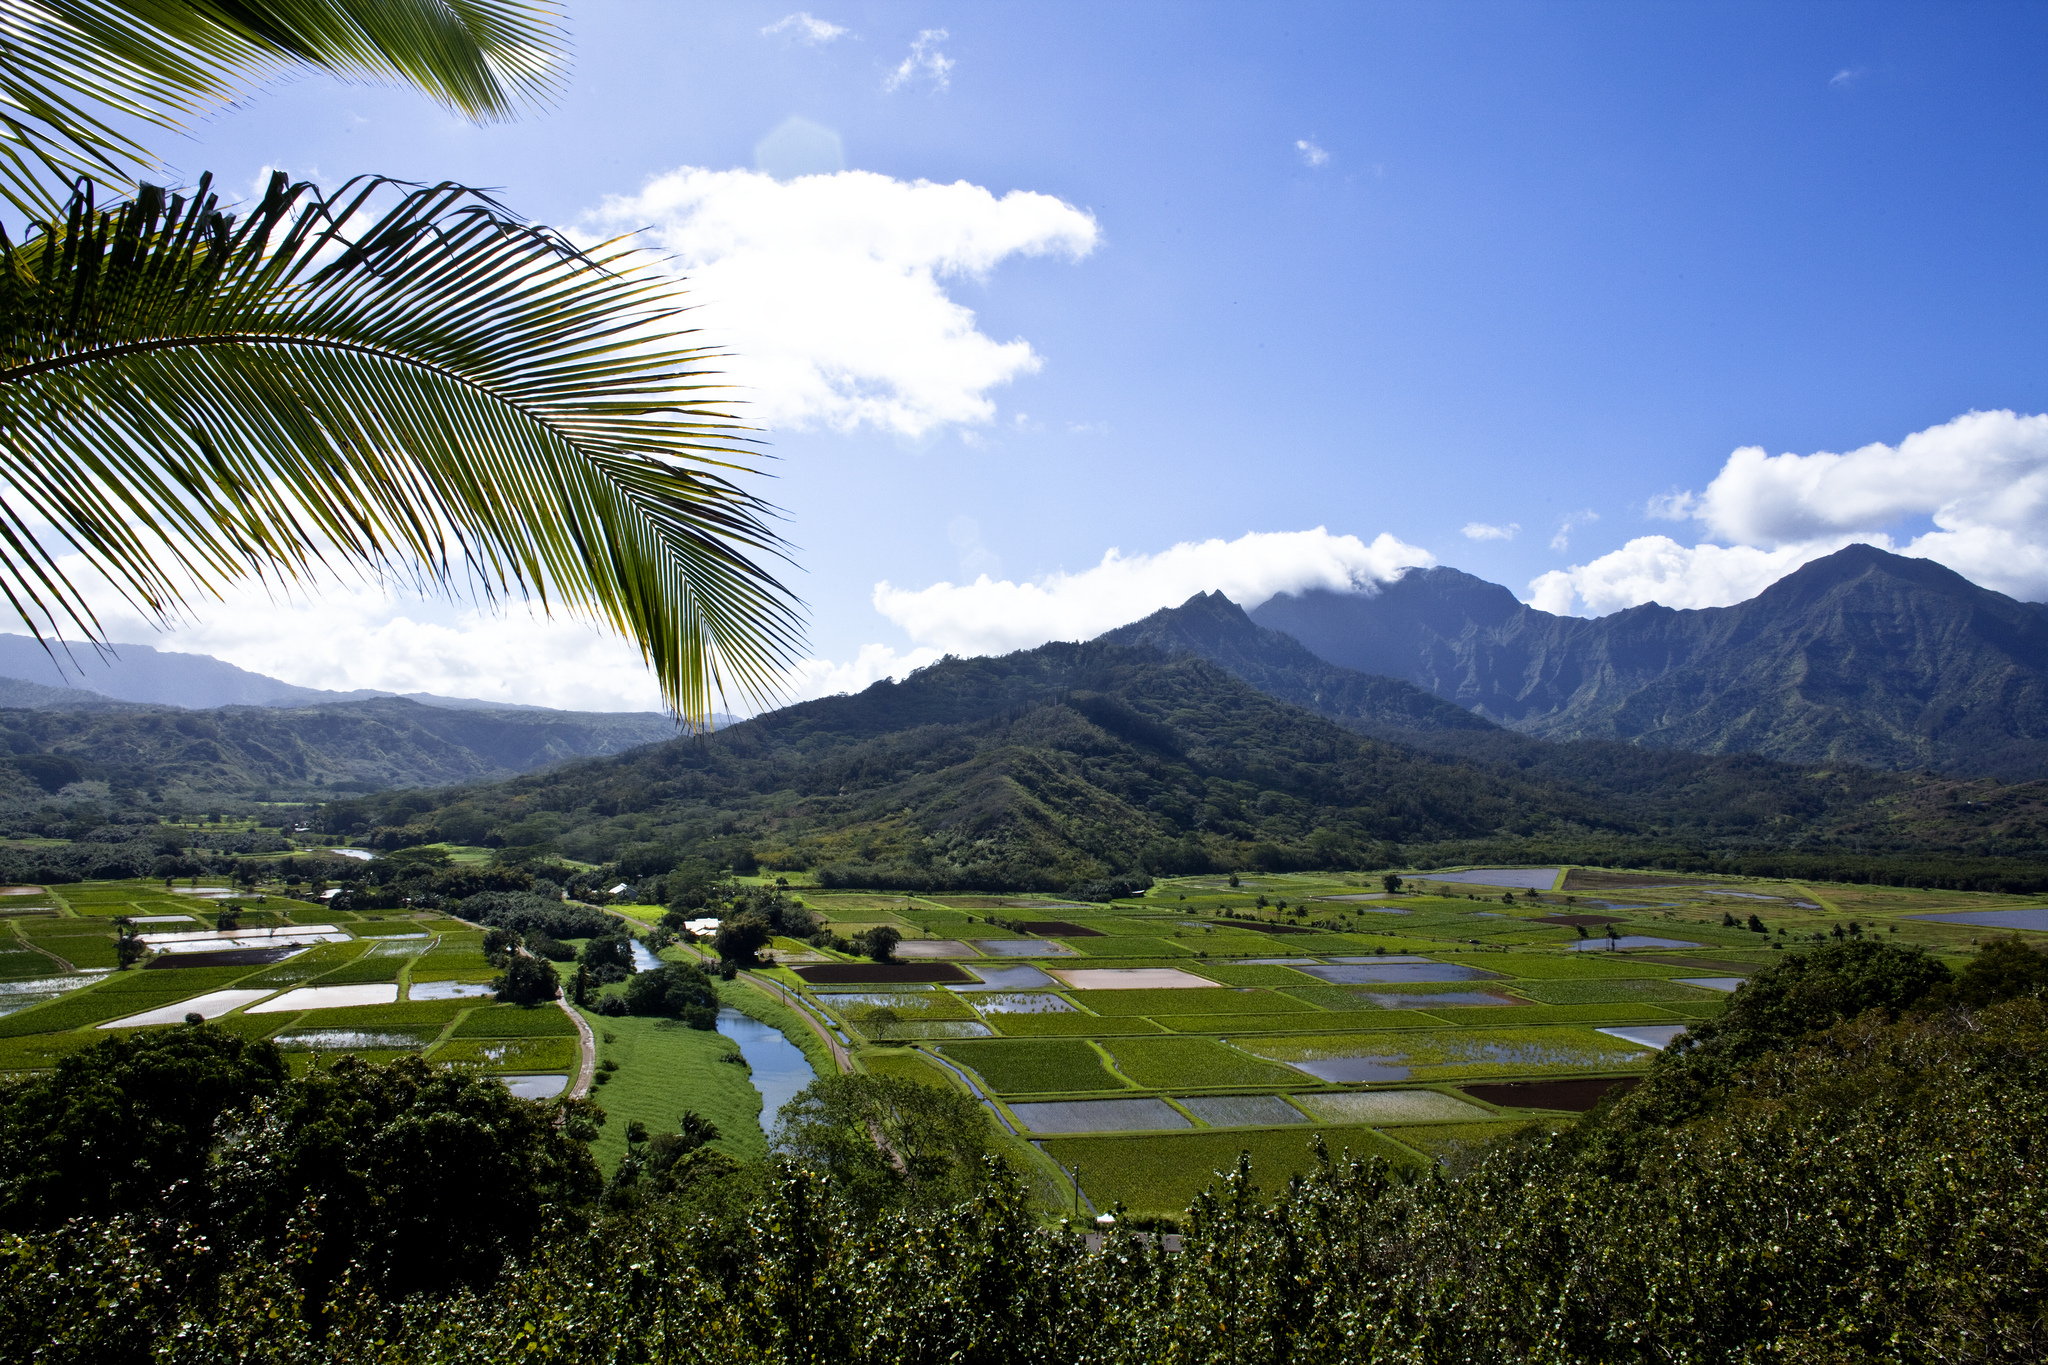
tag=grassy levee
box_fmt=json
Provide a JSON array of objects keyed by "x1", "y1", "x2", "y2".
[{"x1": 577, "y1": 1009, "x2": 764, "y2": 1173}]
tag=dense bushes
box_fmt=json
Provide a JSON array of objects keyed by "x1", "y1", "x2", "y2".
[
  {"x1": 0, "y1": 1027, "x2": 286, "y2": 1229},
  {"x1": 620, "y1": 962, "x2": 717, "y2": 1026},
  {"x1": 5, "y1": 944, "x2": 2046, "y2": 1362},
  {"x1": 458, "y1": 891, "x2": 613, "y2": 940},
  {"x1": 492, "y1": 955, "x2": 559, "y2": 1005}
]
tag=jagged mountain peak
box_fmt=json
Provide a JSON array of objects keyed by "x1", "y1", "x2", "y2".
[{"x1": 1245, "y1": 543, "x2": 2048, "y2": 778}]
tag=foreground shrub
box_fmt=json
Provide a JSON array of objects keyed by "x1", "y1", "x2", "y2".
[{"x1": 0, "y1": 1024, "x2": 286, "y2": 1229}]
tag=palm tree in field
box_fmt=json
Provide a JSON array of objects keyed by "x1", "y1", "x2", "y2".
[{"x1": 0, "y1": 1, "x2": 799, "y2": 725}]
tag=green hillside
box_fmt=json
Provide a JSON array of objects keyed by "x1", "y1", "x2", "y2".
[{"x1": 316, "y1": 640, "x2": 2048, "y2": 894}]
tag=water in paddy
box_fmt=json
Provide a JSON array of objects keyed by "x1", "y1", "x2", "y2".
[
  {"x1": 1423, "y1": 868, "x2": 1561, "y2": 890},
  {"x1": 1289, "y1": 1057, "x2": 1412, "y2": 1082},
  {"x1": 1366, "y1": 990, "x2": 1520, "y2": 1008},
  {"x1": 1567, "y1": 936, "x2": 1703, "y2": 952},
  {"x1": 0, "y1": 972, "x2": 110, "y2": 1017},
  {"x1": 717, "y1": 1007, "x2": 818, "y2": 1131},
  {"x1": 973, "y1": 939, "x2": 1074, "y2": 957},
  {"x1": 1294, "y1": 963, "x2": 1499, "y2": 984},
  {"x1": 967, "y1": 991, "x2": 1074, "y2": 1014},
  {"x1": 273, "y1": 1029, "x2": 427, "y2": 1051},
  {"x1": 959, "y1": 964, "x2": 1055, "y2": 989},
  {"x1": 408, "y1": 980, "x2": 496, "y2": 1000}
]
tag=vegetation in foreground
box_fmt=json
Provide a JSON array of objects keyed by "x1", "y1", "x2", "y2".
[{"x1": 2, "y1": 937, "x2": 2043, "y2": 1362}]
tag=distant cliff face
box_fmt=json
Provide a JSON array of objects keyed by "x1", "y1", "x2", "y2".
[{"x1": 1249, "y1": 545, "x2": 2048, "y2": 779}]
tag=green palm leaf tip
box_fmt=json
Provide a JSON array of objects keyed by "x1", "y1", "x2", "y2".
[
  {"x1": 0, "y1": 0, "x2": 565, "y2": 222},
  {"x1": 0, "y1": 172, "x2": 804, "y2": 728}
]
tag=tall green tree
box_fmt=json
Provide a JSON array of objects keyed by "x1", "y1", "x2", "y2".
[{"x1": 0, "y1": 2, "x2": 800, "y2": 724}]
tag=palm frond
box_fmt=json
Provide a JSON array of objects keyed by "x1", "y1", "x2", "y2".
[
  {"x1": 0, "y1": 0, "x2": 565, "y2": 222},
  {"x1": 0, "y1": 172, "x2": 802, "y2": 726}
]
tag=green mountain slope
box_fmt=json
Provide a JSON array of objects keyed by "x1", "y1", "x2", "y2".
[
  {"x1": 1251, "y1": 544, "x2": 2048, "y2": 778},
  {"x1": 1098, "y1": 591, "x2": 1496, "y2": 736},
  {"x1": 318, "y1": 640, "x2": 2048, "y2": 892}
]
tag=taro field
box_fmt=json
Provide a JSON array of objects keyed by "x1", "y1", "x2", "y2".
[
  {"x1": 773, "y1": 866, "x2": 2042, "y2": 1218},
  {"x1": 0, "y1": 879, "x2": 573, "y2": 1097}
]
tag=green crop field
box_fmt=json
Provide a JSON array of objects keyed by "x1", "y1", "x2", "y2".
[
  {"x1": 1066, "y1": 937, "x2": 1192, "y2": 957},
  {"x1": 293, "y1": 1000, "x2": 470, "y2": 1030},
  {"x1": 1075, "y1": 988, "x2": 1313, "y2": 1017},
  {"x1": 1042, "y1": 1125, "x2": 1421, "y2": 1219},
  {"x1": 861, "y1": 1050, "x2": 959, "y2": 1088},
  {"x1": 1099, "y1": 1037, "x2": 1303, "y2": 1089},
  {"x1": 1421, "y1": 1003, "x2": 1684, "y2": 1026},
  {"x1": 985, "y1": 1013, "x2": 1168, "y2": 1037},
  {"x1": 1490, "y1": 954, "x2": 1694, "y2": 979},
  {"x1": 940, "y1": 1039, "x2": 1129, "y2": 1094},
  {"x1": 1154, "y1": 1009, "x2": 1443, "y2": 1033},
  {"x1": 453, "y1": 1004, "x2": 578, "y2": 1037},
  {"x1": 1512, "y1": 978, "x2": 1733, "y2": 1005}
]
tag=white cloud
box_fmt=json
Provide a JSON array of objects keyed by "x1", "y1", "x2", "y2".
[
  {"x1": 1296, "y1": 139, "x2": 1329, "y2": 168},
  {"x1": 1830, "y1": 67, "x2": 1862, "y2": 87},
  {"x1": 1550, "y1": 509, "x2": 1599, "y2": 552},
  {"x1": 1527, "y1": 410, "x2": 2048, "y2": 615},
  {"x1": 873, "y1": 528, "x2": 1434, "y2": 657},
  {"x1": 884, "y1": 29, "x2": 953, "y2": 92},
  {"x1": 762, "y1": 12, "x2": 848, "y2": 44},
  {"x1": 588, "y1": 167, "x2": 1098, "y2": 437},
  {"x1": 778, "y1": 642, "x2": 944, "y2": 704},
  {"x1": 1526, "y1": 536, "x2": 1867, "y2": 616},
  {"x1": 1462, "y1": 521, "x2": 1518, "y2": 541}
]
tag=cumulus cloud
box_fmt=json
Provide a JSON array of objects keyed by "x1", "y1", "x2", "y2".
[
  {"x1": 588, "y1": 167, "x2": 1098, "y2": 436},
  {"x1": 884, "y1": 29, "x2": 953, "y2": 91},
  {"x1": 1526, "y1": 537, "x2": 1866, "y2": 616},
  {"x1": 1296, "y1": 139, "x2": 1329, "y2": 168},
  {"x1": 1462, "y1": 521, "x2": 1518, "y2": 541},
  {"x1": 1527, "y1": 410, "x2": 2048, "y2": 615},
  {"x1": 762, "y1": 12, "x2": 848, "y2": 44},
  {"x1": 873, "y1": 528, "x2": 1434, "y2": 657}
]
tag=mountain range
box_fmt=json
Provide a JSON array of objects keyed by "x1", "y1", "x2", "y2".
[
  {"x1": 1247, "y1": 544, "x2": 2048, "y2": 779},
  {"x1": 319, "y1": 631, "x2": 2048, "y2": 894}
]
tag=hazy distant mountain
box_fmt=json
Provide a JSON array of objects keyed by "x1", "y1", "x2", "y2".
[
  {"x1": 1251, "y1": 544, "x2": 2048, "y2": 778},
  {"x1": 0, "y1": 696, "x2": 684, "y2": 798},
  {"x1": 0, "y1": 633, "x2": 576, "y2": 712}
]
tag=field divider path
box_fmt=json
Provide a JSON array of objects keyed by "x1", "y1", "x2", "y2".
[{"x1": 557, "y1": 996, "x2": 597, "y2": 1098}]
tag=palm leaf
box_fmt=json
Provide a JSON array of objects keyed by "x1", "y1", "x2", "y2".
[
  {"x1": 0, "y1": 0, "x2": 564, "y2": 223},
  {"x1": 0, "y1": 172, "x2": 802, "y2": 725}
]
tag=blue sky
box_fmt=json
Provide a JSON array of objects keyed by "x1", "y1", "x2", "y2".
[{"x1": 77, "y1": 2, "x2": 2048, "y2": 710}]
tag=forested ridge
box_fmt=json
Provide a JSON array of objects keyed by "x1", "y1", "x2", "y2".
[{"x1": 315, "y1": 640, "x2": 2048, "y2": 894}]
